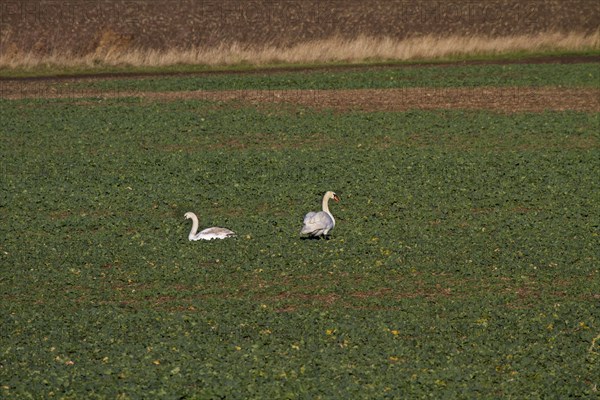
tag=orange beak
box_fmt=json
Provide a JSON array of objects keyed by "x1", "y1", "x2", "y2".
[{"x1": 333, "y1": 194, "x2": 340, "y2": 202}]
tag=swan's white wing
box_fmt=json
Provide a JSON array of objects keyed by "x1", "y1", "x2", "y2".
[
  {"x1": 303, "y1": 211, "x2": 317, "y2": 224},
  {"x1": 193, "y1": 227, "x2": 236, "y2": 240},
  {"x1": 301, "y1": 211, "x2": 333, "y2": 235}
]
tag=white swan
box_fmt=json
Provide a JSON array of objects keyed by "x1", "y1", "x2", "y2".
[
  {"x1": 184, "y1": 212, "x2": 236, "y2": 241},
  {"x1": 300, "y1": 191, "x2": 340, "y2": 238}
]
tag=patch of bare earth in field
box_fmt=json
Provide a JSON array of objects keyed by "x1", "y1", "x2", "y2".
[
  {"x1": 1, "y1": 81, "x2": 598, "y2": 113},
  {"x1": 182, "y1": 87, "x2": 599, "y2": 113}
]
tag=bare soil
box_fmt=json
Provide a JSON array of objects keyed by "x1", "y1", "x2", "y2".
[
  {"x1": 1, "y1": 80, "x2": 597, "y2": 113},
  {"x1": 185, "y1": 87, "x2": 599, "y2": 113}
]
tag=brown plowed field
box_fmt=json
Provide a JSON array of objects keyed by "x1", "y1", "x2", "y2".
[{"x1": 1, "y1": 0, "x2": 598, "y2": 54}]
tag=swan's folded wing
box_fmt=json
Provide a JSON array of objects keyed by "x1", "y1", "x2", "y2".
[
  {"x1": 301, "y1": 211, "x2": 333, "y2": 233},
  {"x1": 198, "y1": 227, "x2": 236, "y2": 239},
  {"x1": 303, "y1": 211, "x2": 317, "y2": 224}
]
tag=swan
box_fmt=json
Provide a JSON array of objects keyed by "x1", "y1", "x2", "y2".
[
  {"x1": 184, "y1": 212, "x2": 236, "y2": 240},
  {"x1": 300, "y1": 191, "x2": 340, "y2": 238}
]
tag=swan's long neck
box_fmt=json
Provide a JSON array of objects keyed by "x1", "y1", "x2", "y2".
[
  {"x1": 322, "y1": 194, "x2": 335, "y2": 225},
  {"x1": 188, "y1": 214, "x2": 199, "y2": 239},
  {"x1": 322, "y1": 195, "x2": 331, "y2": 214}
]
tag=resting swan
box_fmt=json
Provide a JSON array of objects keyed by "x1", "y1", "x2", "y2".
[
  {"x1": 300, "y1": 191, "x2": 340, "y2": 238},
  {"x1": 184, "y1": 212, "x2": 236, "y2": 240}
]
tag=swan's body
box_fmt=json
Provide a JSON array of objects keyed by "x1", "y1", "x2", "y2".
[
  {"x1": 301, "y1": 191, "x2": 340, "y2": 238},
  {"x1": 184, "y1": 212, "x2": 235, "y2": 241}
]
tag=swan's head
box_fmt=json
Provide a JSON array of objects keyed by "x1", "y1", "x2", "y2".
[
  {"x1": 325, "y1": 191, "x2": 340, "y2": 202},
  {"x1": 184, "y1": 212, "x2": 195, "y2": 220}
]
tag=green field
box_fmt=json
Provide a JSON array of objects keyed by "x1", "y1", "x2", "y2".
[
  {"x1": 75, "y1": 63, "x2": 600, "y2": 92},
  {"x1": 1, "y1": 63, "x2": 599, "y2": 398}
]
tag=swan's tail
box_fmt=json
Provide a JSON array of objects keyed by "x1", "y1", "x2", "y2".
[{"x1": 300, "y1": 226, "x2": 312, "y2": 235}]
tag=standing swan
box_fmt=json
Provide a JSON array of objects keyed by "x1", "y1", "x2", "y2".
[
  {"x1": 300, "y1": 191, "x2": 340, "y2": 238},
  {"x1": 184, "y1": 212, "x2": 236, "y2": 241}
]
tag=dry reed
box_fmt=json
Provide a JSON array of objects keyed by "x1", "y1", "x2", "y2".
[{"x1": 1, "y1": 31, "x2": 598, "y2": 70}]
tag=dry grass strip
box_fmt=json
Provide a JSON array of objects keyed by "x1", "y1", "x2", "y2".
[{"x1": 1, "y1": 32, "x2": 598, "y2": 69}]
